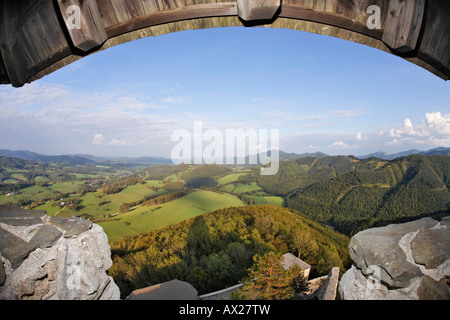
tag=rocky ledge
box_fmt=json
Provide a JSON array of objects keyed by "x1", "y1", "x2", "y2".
[
  {"x1": 339, "y1": 216, "x2": 450, "y2": 300},
  {"x1": 0, "y1": 204, "x2": 120, "y2": 300}
]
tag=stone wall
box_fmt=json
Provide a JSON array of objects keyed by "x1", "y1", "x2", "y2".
[
  {"x1": 198, "y1": 283, "x2": 244, "y2": 300},
  {"x1": 297, "y1": 267, "x2": 340, "y2": 300},
  {"x1": 339, "y1": 216, "x2": 450, "y2": 300},
  {"x1": 0, "y1": 205, "x2": 120, "y2": 300}
]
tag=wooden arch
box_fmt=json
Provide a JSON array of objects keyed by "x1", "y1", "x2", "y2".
[{"x1": 1, "y1": 0, "x2": 449, "y2": 87}]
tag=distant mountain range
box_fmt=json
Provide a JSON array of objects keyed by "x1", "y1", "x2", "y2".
[
  {"x1": 357, "y1": 147, "x2": 450, "y2": 160},
  {"x1": 251, "y1": 148, "x2": 449, "y2": 163},
  {"x1": 0, "y1": 147, "x2": 448, "y2": 166},
  {"x1": 0, "y1": 149, "x2": 172, "y2": 166}
]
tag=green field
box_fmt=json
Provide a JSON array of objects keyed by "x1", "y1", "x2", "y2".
[
  {"x1": 250, "y1": 195, "x2": 285, "y2": 207},
  {"x1": 218, "y1": 181, "x2": 262, "y2": 194},
  {"x1": 218, "y1": 184, "x2": 236, "y2": 193},
  {"x1": 217, "y1": 172, "x2": 248, "y2": 185},
  {"x1": 33, "y1": 201, "x2": 61, "y2": 216},
  {"x1": 47, "y1": 181, "x2": 84, "y2": 193},
  {"x1": 0, "y1": 185, "x2": 53, "y2": 204},
  {"x1": 99, "y1": 189, "x2": 244, "y2": 242},
  {"x1": 0, "y1": 181, "x2": 86, "y2": 206},
  {"x1": 10, "y1": 173, "x2": 27, "y2": 181},
  {"x1": 35, "y1": 180, "x2": 166, "y2": 219},
  {"x1": 233, "y1": 182, "x2": 261, "y2": 193}
]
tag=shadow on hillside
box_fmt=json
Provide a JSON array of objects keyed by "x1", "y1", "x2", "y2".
[{"x1": 118, "y1": 215, "x2": 272, "y2": 298}]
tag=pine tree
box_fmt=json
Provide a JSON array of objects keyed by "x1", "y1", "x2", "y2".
[{"x1": 239, "y1": 252, "x2": 298, "y2": 300}]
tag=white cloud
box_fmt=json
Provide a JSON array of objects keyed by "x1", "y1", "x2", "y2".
[
  {"x1": 389, "y1": 118, "x2": 428, "y2": 138},
  {"x1": 108, "y1": 138, "x2": 126, "y2": 146},
  {"x1": 260, "y1": 110, "x2": 294, "y2": 119},
  {"x1": 356, "y1": 132, "x2": 362, "y2": 140},
  {"x1": 330, "y1": 141, "x2": 350, "y2": 148},
  {"x1": 298, "y1": 115, "x2": 326, "y2": 121},
  {"x1": 0, "y1": 83, "x2": 180, "y2": 156},
  {"x1": 161, "y1": 97, "x2": 184, "y2": 103},
  {"x1": 92, "y1": 133, "x2": 105, "y2": 145},
  {"x1": 425, "y1": 111, "x2": 450, "y2": 135},
  {"x1": 386, "y1": 112, "x2": 450, "y2": 146},
  {"x1": 106, "y1": 95, "x2": 166, "y2": 111},
  {"x1": 330, "y1": 109, "x2": 362, "y2": 119}
]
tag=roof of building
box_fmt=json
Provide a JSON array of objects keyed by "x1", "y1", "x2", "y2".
[
  {"x1": 126, "y1": 279, "x2": 198, "y2": 300},
  {"x1": 282, "y1": 253, "x2": 311, "y2": 271}
]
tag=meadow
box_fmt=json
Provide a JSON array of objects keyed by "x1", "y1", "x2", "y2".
[
  {"x1": 217, "y1": 171, "x2": 285, "y2": 208},
  {"x1": 99, "y1": 189, "x2": 244, "y2": 242},
  {"x1": 33, "y1": 180, "x2": 166, "y2": 218}
]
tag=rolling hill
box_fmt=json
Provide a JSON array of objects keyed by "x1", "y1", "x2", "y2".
[
  {"x1": 108, "y1": 204, "x2": 351, "y2": 297},
  {"x1": 282, "y1": 155, "x2": 450, "y2": 235}
]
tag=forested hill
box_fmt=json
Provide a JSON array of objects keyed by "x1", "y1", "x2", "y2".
[
  {"x1": 108, "y1": 204, "x2": 351, "y2": 298},
  {"x1": 281, "y1": 155, "x2": 450, "y2": 235},
  {"x1": 257, "y1": 155, "x2": 390, "y2": 196}
]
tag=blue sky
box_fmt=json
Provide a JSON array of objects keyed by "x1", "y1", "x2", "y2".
[{"x1": 0, "y1": 26, "x2": 449, "y2": 158}]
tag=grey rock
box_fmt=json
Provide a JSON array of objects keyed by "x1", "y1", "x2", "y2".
[
  {"x1": 0, "y1": 221, "x2": 63, "y2": 268},
  {"x1": 314, "y1": 267, "x2": 340, "y2": 300},
  {"x1": 0, "y1": 227, "x2": 35, "y2": 269},
  {"x1": 29, "y1": 225, "x2": 62, "y2": 249},
  {"x1": 0, "y1": 204, "x2": 46, "y2": 219},
  {"x1": 340, "y1": 216, "x2": 450, "y2": 300},
  {"x1": 411, "y1": 226, "x2": 450, "y2": 269},
  {"x1": 0, "y1": 260, "x2": 5, "y2": 286},
  {"x1": 49, "y1": 216, "x2": 92, "y2": 238},
  {"x1": 0, "y1": 206, "x2": 120, "y2": 300},
  {"x1": 339, "y1": 264, "x2": 423, "y2": 300},
  {"x1": 417, "y1": 275, "x2": 450, "y2": 300},
  {"x1": 0, "y1": 217, "x2": 43, "y2": 226},
  {"x1": 0, "y1": 205, "x2": 45, "y2": 226},
  {"x1": 348, "y1": 217, "x2": 438, "y2": 288}
]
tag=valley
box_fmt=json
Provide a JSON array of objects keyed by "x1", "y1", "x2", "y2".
[
  {"x1": 1, "y1": 151, "x2": 449, "y2": 240},
  {"x1": 1, "y1": 149, "x2": 449, "y2": 298}
]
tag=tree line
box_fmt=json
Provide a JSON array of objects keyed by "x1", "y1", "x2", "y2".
[{"x1": 102, "y1": 177, "x2": 145, "y2": 195}]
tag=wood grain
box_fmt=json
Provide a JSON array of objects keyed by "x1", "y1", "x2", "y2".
[
  {"x1": 237, "y1": 0, "x2": 281, "y2": 21},
  {"x1": 57, "y1": 0, "x2": 108, "y2": 51},
  {"x1": 382, "y1": 0, "x2": 425, "y2": 52},
  {"x1": 1, "y1": 0, "x2": 449, "y2": 86}
]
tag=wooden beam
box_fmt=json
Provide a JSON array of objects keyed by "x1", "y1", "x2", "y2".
[
  {"x1": 279, "y1": 4, "x2": 383, "y2": 40},
  {"x1": 237, "y1": 0, "x2": 281, "y2": 21},
  {"x1": 104, "y1": 3, "x2": 238, "y2": 38},
  {"x1": 57, "y1": 0, "x2": 107, "y2": 52},
  {"x1": 416, "y1": 0, "x2": 450, "y2": 79},
  {"x1": 382, "y1": 0, "x2": 425, "y2": 53},
  {"x1": 0, "y1": 51, "x2": 9, "y2": 84},
  {"x1": 0, "y1": 0, "x2": 71, "y2": 87}
]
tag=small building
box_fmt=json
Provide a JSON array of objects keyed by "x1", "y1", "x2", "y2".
[
  {"x1": 282, "y1": 253, "x2": 311, "y2": 279},
  {"x1": 125, "y1": 279, "x2": 198, "y2": 300}
]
